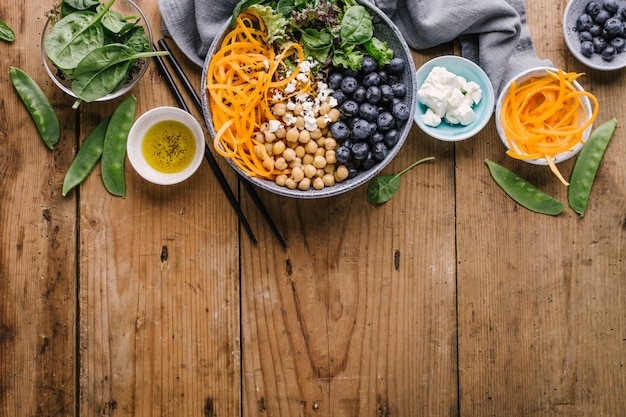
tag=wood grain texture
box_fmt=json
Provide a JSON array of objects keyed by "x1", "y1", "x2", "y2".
[{"x1": 1, "y1": 0, "x2": 625, "y2": 416}]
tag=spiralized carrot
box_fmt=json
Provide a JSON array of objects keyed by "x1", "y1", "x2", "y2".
[
  {"x1": 499, "y1": 69, "x2": 599, "y2": 186},
  {"x1": 206, "y1": 10, "x2": 313, "y2": 179}
]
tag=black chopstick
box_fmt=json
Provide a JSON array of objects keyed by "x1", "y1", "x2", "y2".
[
  {"x1": 152, "y1": 43, "x2": 258, "y2": 245},
  {"x1": 157, "y1": 39, "x2": 287, "y2": 249}
]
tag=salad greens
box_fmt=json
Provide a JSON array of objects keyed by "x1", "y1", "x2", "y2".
[
  {"x1": 231, "y1": 0, "x2": 394, "y2": 70},
  {"x1": 44, "y1": 0, "x2": 167, "y2": 107}
]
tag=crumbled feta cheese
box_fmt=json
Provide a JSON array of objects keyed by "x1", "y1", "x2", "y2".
[
  {"x1": 267, "y1": 119, "x2": 282, "y2": 133},
  {"x1": 283, "y1": 113, "x2": 297, "y2": 126},
  {"x1": 417, "y1": 66, "x2": 483, "y2": 127},
  {"x1": 285, "y1": 80, "x2": 297, "y2": 94}
]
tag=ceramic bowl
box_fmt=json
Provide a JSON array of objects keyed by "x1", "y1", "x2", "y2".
[
  {"x1": 201, "y1": 1, "x2": 416, "y2": 199},
  {"x1": 127, "y1": 107, "x2": 205, "y2": 185},
  {"x1": 563, "y1": 0, "x2": 626, "y2": 71},
  {"x1": 41, "y1": 0, "x2": 153, "y2": 102},
  {"x1": 413, "y1": 55, "x2": 495, "y2": 142},
  {"x1": 495, "y1": 66, "x2": 594, "y2": 165}
]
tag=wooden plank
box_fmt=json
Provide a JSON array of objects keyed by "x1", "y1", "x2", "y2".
[
  {"x1": 75, "y1": 6, "x2": 241, "y2": 416},
  {"x1": 457, "y1": 0, "x2": 626, "y2": 415},
  {"x1": 239, "y1": 50, "x2": 459, "y2": 416},
  {"x1": 0, "y1": 1, "x2": 78, "y2": 416}
]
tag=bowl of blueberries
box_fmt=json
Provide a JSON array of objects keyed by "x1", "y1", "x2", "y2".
[
  {"x1": 563, "y1": 0, "x2": 626, "y2": 70},
  {"x1": 202, "y1": 0, "x2": 417, "y2": 198}
]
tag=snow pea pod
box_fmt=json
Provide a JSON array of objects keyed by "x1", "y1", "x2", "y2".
[
  {"x1": 101, "y1": 95, "x2": 136, "y2": 197},
  {"x1": 62, "y1": 116, "x2": 111, "y2": 196},
  {"x1": 0, "y1": 18, "x2": 15, "y2": 42},
  {"x1": 486, "y1": 159, "x2": 566, "y2": 216},
  {"x1": 568, "y1": 118, "x2": 617, "y2": 217},
  {"x1": 10, "y1": 67, "x2": 60, "y2": 150}
]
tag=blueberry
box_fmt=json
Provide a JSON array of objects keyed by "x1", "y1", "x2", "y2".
[
  {"x1": 621, "y1": 7, "x2": 626, "y2": 20},
  {"x1": 377, "y1": 70, "x2": 389, "y2": 85},
  {"x1": 341, "y1": 76, "x2": 359, "y2": 94},
  {"x1": 343, "y1": 68, "x2": 359, "y2": 78},
  {"x1": 330, "y1": 121, "x2": 350, "y2": 140},
  {"x1": 604, "y1": 17, "x2": 623, "y2": 37},
  {"x1": 387, "y1": 57, "x2": 405, "y2": 74},
  {"x1": 602, "y1": 45, "x2": 617, "y2": 60},
  {"x1": 391, "y1": 83, "x2": 407, "y2": 98},
  {"x1": 594, "y1": 9, "x2": 611, "y2": 25},
  {"x1": 585, "y1": 1, "x2": 601, "y2": 17},
  {"x1": 371, "y1": 142, "x2": 389, "y2": 161},
  {"x1": 576, "y1": 13, "x2": 594, "y2": 31},
  {"x1": 368, "y1": 132, "x2": 384, "y2": 146},
  {"x1": 610, "y1": 36, "x2": 625, "y2": 51},
  {"x1": 603, "y1": 0, "x2": 619, "y2": 14},
  {"x1": 579, "y1": 31, "x2": 593, "y2": 42},
  {"x1": 380, "y1": 84, "x2": 394, "y2": 104},
  {"x1": 351, "y1": 119, "x2": 373, "y2": 141},
  {"x1": 351, "y1": 142, "x2": 369, "y2": 161},
  {"x1": 327, "y1": 72, "x2": 344, "y2": 90},
  {"x1": 359, "y1": 102, "x2": 379, "y2": 122},
  {"x1": 341, "y1": 100, "x2": 359, "y2": 118},
  {"x1": 377, "y1": 112, "x2": 395, "y2": 131},
  {"x1": 383, "y1": 129, "x2": 400, "y2": 148},
  {"x1": 589, "y1": 24, "x2": 603, "y2": 37},
  {"x1": 347, "y1": 164, "x2": 359, "y2": 179},
  {"x1": 335, "y1": 145, "x2": 351, "y2": 164},
  {"x1": 592, "y1": 36, "x2": 607, "y2": 52},
  {"x1": 366, "y1": 86, "x2": 382, "y2": 104},
  {"x1": 392, "y1": 102, "x2": 410, "y2": 122},
  {"x1": 581, "y1": 40, "x2": 595, "y2": 57},
  {"x1": 352, "y1": 86, "x2": 367, "y2": 103},
  {"x1": 361, "y1": 152, "x2": 376, "y2": 170},
  {"x1": 362, "y1": 72, "x2": 381, "y2": 87},
  {"x1": 332, "y1": 89, "x2": 347, "y2": 106},
  {"x1": 360, "y1": 55, "x2": 378, "y2": 74}
]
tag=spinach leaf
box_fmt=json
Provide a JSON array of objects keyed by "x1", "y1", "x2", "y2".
[
  {"x1": 71, "y1": 43, "x2": 168, "y2": 103},
  {"x1": 122, "y1": 26, "x2": 149, "y2": 54},
  {"x1": 275, "y1": 0, "x2": 296, "y2": 18},
  {"x1": 63, "y1": 0, "x2": 101, "y2": 10},
  {"x1": 340, "y1": 5, "x2": 372, "y2": 46},
  {"x1": 367, "y1": 157, "x2": 435, "y2": 204},
  {"x1": 299, "y1": 27, "x2": 334, "y2": 63},
  {"x1": 364, "y1": 37, "x2": 394, "y2": 66},
  {"x1": 99, "y1": 7, "x2": 139, "y2": 35},
  {"x1": 44, "y1": 0, "x2": 116, "y2": 70}
]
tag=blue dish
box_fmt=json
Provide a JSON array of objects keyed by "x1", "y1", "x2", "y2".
[{"x1": 413, "y1": 56, "x2": 495, "y2": 142}]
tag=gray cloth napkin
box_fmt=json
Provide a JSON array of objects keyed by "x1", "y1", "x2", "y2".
[{"x1": 158, "y1": 0, "x2": 551, "y2": 95}]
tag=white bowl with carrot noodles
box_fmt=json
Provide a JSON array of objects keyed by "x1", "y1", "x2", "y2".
[
  {"x1": 201, "y1": 0, "x2": 417, "y2": 198},
  {"x1": 495, "y1": 66, "x2": 598, "y2": 185}
]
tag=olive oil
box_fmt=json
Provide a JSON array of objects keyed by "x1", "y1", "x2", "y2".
[{"x1": 142, "y1": 120, "x2": 196, "y2": 174}]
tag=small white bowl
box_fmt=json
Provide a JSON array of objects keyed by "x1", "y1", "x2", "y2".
[
  {"x1": 127, "y1": 107, "x2": 205, "y2": 185},
  {"x1": 413, "y1": 55, "x2": 495, "y2": 142},
  {"x1": 495, "y1": 66, "x2": 594, "y2": 165},
  {"x1": 563, "y1": 0, "x2": 626, "y2": 71}
]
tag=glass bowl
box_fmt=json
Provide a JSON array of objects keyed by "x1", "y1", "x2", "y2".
[{"x1": 41, "y1": 0, "x2": 153, "y2": 103}]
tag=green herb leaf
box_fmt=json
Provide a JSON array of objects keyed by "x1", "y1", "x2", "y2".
[
  {"x1": 367, "y1": 157, "x2": 435, "y2": 204},
  {"x1": 0, "y1": 18, "x2": 15, "y2": 42}
]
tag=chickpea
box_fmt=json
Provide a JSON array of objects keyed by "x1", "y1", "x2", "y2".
[
  {"x1": 286, "y1": 127, "x2": 300, "y2": 143},
  {"x1": 292, "y1": 166, "x2": 305, "y2": 182},
  {"x1": 283, "y1": 147, "x2": 296, "y2": 162},
  {"x1": 324, "y1": 137, "x2": 337, "y2": 150},
  {"x1": 285, "y1": 178, "x2": 297, "y2": 190},
  {"x1": 289, "y1": 157, "x2": 302, "y2": 168},
  {"x1": 316, "y1": 116, "x2": 328, "y2": 129},
  {"x1": 316, "y1": 168, "x2": 325, "y2": 178},
  {"x1": 302, "y1": 153, "x2": 314, "y2": 165},
  {"x1": 264, "y1": 130, "x2": 276, "y2": 143},
  {"x1": 324, "y1": 163, "x2": 336, "y2": 174},
  {"x1": 313, "y1": 177, "x2": 325, "y2": 190},
  {"x1": 335, "y1": 165, "x2": 349, "y2": 182},
  {"x1": 253, "y1": 145, "x2": 263, "y2": 159},
  {"x1": 293, "y1": 103, "x2": 304, "y2": 116},
  {"x1": 273, "y1": 102, "x2": 287, "y2": 116},
  {"x1": 319, "y1": 102, "x2": 331, "y2": 115},
  {"x1": 315, "y1": 148, "x2": 326, "y2": 158},
  {"x1": 310, "y1": 128, "x2": 323, "y2": 140},
  {"x1": 275, "y1": 157, "x2": 288, "y2": 171},
  {"x1": 275, "y1": 126, "x2": 286, "y2": 139},
  {"x1": 304, "y1": 140, "x2": 318, "y2": 154},
  {"x1": 295, "y1": 145, "x2": 306, "y2": 158},
  {"x1": 262, "y1": 158, "x2": 275, "y2": 172},
  {"x1": 313, "y1": 155, "x2": 327, "y2": 169},
  {"x1": 275, "y1": 174, "x2": 288, "y2": 187},
  {"x1": 298, "y1": 129, "x2": 311, "y2": 144},
  {"x1": 298, "y1": 177, "x2": 311, "y2": 191},
  {"x1": 326, "y1": 150, "x2": 337, "y2": 164},
  {"x1": 264, "y1": 143, "x2": 273, "y2": 155},
  {"x1": 327, "y1": 108, "x2": 340, "y2": 123},
  {"x1": 253, "y1": 131, "x2": 265, "y2": 143},
  {"x1": 272, "y1": 140, "x2": 286, "y2": 155},
  {"x1": 322, "y1": 173, "x2": 335, "y2": 187},
  {"x1": 303, "y1": 164, "x2": 317, "y2": 178},
  {"x1": 295, "y1": 116, "x2": 305, "y2": 130}
]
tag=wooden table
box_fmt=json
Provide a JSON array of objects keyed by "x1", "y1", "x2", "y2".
[{"x1": 1, "y1": 1, "x2": 624, "y2": 416}]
